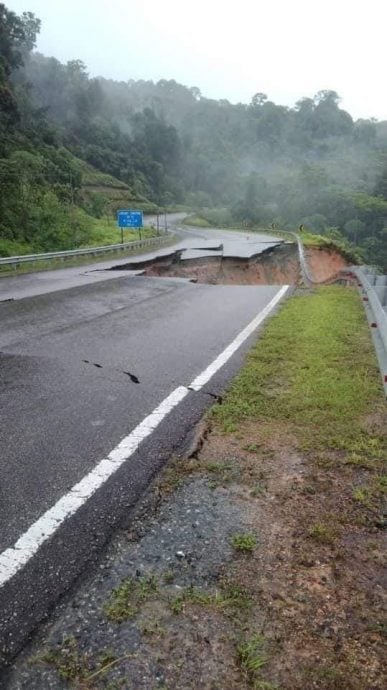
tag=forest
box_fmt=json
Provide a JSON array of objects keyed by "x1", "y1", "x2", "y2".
[{"x1": 1, "y1": 2, "x2": 387, "y2": 268}]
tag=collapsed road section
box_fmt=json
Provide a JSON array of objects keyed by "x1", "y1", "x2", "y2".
[{"x1": 109, "y1": 239, "x2": 351, "y2": 285}]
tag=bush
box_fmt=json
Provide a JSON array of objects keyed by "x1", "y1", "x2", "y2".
[
  {"x1": 0, "y1": 238, "x2": 33, "y2": 257},
  {"x1": 200, "y1": 207, "x2": 234, "y2": 226}
]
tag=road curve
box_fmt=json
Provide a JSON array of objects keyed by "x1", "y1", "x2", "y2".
[{"x1": 0, "y1": 216, "x2": 282, "y2": 302}]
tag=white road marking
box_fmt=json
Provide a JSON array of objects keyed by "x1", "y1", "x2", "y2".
[
  {"x1": 0, "y1": 286, "x2": 289, "y2": 587},
  {"x1": 189, "y1": 285, "x2": 289, "y2": 390}
]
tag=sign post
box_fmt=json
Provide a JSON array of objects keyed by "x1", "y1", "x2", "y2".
[{"x1": 117, "y1": 210, "x2": 144, "y2": 243}]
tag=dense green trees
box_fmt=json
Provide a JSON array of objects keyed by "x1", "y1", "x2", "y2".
[
  {"x1": 0, "y1": 4, "x2": 87, "y2": 253},
  {"x1": 1, "y1": 2, "x2": 387, "y2": 268},
  {"x1": 0, "y1": 4, "x2": 40, "y2": 138}
]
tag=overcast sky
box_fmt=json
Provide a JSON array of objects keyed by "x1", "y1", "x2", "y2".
[{"x1": 6, "y1": 0, "x2": 387, "y2": 121}]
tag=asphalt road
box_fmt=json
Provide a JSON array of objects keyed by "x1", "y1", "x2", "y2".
[
  {"x1": 0, "y1": 218, "x2": 281, "y2": 302},
  {"x1": 0, "y1": 222, "x2": 287, "y2": 669}
]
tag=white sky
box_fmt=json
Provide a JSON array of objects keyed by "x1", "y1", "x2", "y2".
[{"x1": 6, "y1": 0, "x2": 387, "y2": 121}]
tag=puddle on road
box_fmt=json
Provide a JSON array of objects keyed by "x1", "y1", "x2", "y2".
[{"x1": 109, "y1": 244, "x2": 300, "y2": 286}]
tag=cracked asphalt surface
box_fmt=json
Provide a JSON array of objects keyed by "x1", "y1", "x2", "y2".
[{"x1": 0, "y1": 221, "x2": 284, "y2": 668}]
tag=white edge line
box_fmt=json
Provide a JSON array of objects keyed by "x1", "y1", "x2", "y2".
[
  {"x1": 0, "y1": 385, "x2": 189, "y2": 586},
  {"x1": 0, "y1": 285, "x2": 289, "y2": 587},
  {"x1": 189, "y1": 285, "x2": 289, "y2": 391}
]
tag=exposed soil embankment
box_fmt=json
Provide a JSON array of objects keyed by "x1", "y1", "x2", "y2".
[
  {"x1": 306, "y1": 246, "x2": 350, "y2": 283},
  {"x1": 115, "y1": 243, "x2": 351, "y2": 285}
]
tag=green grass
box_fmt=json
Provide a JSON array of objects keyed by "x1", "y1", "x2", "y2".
[
  {"x1": 104, "y1": 573, "x2": 251, "y2": 624},
  {"x1": 308, "y1": 522, "x2": 338, "y2": 545},
  {"x1": 231, "y1": 533, "x2": 257, "y2": 553},
  {"x1": 294, "y1": 229, "x2": 340, "y2": 248},
  {"x1": 80, "y1": 217, "x2": 157, "y2": 247},
  {"x1": 157, "y1": 453, "x2": 268, "y2": 497},
  {"x1": 31, "y1": 636, "x2": 90, "y2": 682},
  {"x1": 31, "y1": 637, "x2": 132, "y2": 687},
  {"x1": 104, "y1": 575, "x2": 159, "y2": 622},
  {"x1": 104, "y1": 575, "x2": 251, "y2": 620},
  {"x1": 30, "y1": 637, "x2": 121, "y2": 684},
  {"x1": 237, "y1": 634, "x2": 273, "y2": 688},
  {"x1": 169, "y1": 583, "x2": 252, "y2": 615},
  {"x1": 205, "y1": 461, "x2": 240, "y2": 488},
  {"x1": 212, "y1": 286, "x2": 383, "y2": 456},
  {"x1": 352, "y1": 473, "x2": 387, "y2": 511},
  {"x1": 182, "y1": 214, "x2": 213, "y2": 227},
  {"x1": 299, "y1": 231, "x2": 362, "y2": 264}
]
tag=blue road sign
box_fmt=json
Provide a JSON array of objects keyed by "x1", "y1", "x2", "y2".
[{"x1": 117, "y1": 210, "x2": 143, "y2": 228}]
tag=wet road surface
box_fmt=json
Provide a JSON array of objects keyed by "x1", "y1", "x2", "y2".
[{"x1": 0, "y1": 220, "x2": 287, "y2": 667}]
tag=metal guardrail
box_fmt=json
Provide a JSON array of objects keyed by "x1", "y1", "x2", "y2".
[
  {"x1": 290, "y1": 232, "x2": 314, "y2": 285},
  {"x1": 346, "y1": 267, "x2": 387, "y2": 397},
  {"x1": 0, "y1": 233, "x2": 172, "y2": 267},
  {"x1": 275, "y1": 230, "x2": 315, "y2": 285}
]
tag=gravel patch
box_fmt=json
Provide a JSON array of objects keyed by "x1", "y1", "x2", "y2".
[{"x1": 6, "y1": 477, "x2": 247, "y2": 689}]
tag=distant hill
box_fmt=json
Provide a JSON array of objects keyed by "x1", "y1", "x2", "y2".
[{"x1": 1, "y1": 3, "x2": 387, "y2": 268}]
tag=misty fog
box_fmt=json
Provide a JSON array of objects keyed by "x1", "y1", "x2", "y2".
[{"x1": 1, "y1": 4, "x2": 387, "y2": 269}]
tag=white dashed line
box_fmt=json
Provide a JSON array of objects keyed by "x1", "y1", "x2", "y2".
[{"x1": 0, "y1": 285, "x2": 288, "y2": 587}]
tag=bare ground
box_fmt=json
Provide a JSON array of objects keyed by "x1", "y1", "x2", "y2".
[
  {"x1": 6, "y1": 408, "x2": 386, "y2": 690},
  {"x1": 194, "y1": 416, "x2": 386, "y2": 689}
]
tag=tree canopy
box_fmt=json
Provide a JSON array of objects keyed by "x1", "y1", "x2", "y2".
[{"x1": 1, "y1": 3, "x2": 387, "y2": 269}]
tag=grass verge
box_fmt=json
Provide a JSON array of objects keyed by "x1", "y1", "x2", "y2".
[{"x1": 212, "y1": 286, "x2": 382, "y2": 448}]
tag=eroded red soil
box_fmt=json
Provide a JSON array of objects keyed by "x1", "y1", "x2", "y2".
[{"x1": 137, "y1": 244, "x2": 350, "y2": 285}]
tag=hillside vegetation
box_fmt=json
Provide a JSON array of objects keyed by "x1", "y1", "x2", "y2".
[{"x1": 1, "y1": 3, "x2": 387, "y2": 267}]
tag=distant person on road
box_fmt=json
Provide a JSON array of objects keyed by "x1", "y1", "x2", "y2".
[{"x1": 299, "y1": 224, "x2": 304, "y2": 232}]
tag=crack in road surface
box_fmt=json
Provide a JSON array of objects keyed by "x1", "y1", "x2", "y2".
[
  {"x1": 187, "y1": 386, "x2": 223, "y2": 403},
  {"x1": 82, "y1": 360, "x2": 141, "y2": 384},
  {"x1": 123, "y1": 371, "x2": 140, "y2": 384}
]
